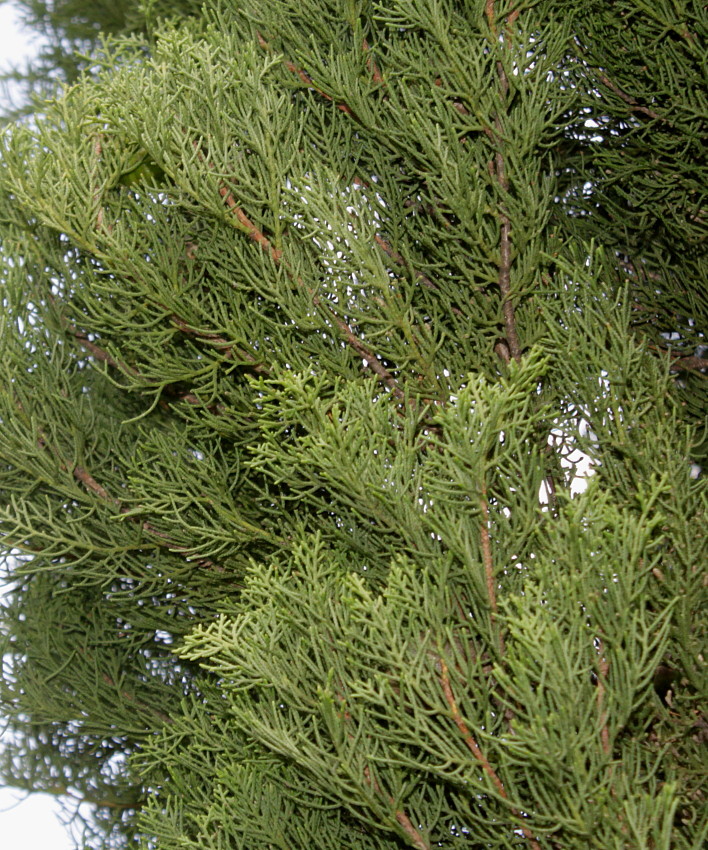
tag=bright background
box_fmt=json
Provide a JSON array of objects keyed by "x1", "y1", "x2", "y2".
[{"x1": 0, "y1": 4, "x2": 75, "y2": 847}]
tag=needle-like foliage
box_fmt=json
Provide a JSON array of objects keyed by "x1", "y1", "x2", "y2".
[{"x1": 0, "y1": 2, "x2": 705, "y2": 848}]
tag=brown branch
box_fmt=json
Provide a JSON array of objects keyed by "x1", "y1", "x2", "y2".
[
  {"x1": 485, "y1": 0, "x2": 497, "y2": 36},
  {"x1": 362, "y1": 38, "x2": 383, "y2": 85},
  {"x1": 544, "y1": 471, "x2": 558, "y2": 512},
  {"x1": 484, "y1": 3, "x2": 522, "y2": 362},
  {"x1": 308, "y1": 288, "x2": 404, "y2": 398},
  {"x1": 498, "y1": 210, "x2": 521, "y2": 362},
  {"x1": 99, "y1": 670, "x2": 173, "y2": 725},
  {"x1": 494, "y1": 339, "x2": 511, "y2": 364},
  {"x1": 46, "y1": 276, "x2": 136, "y2": 377},
  {"x1": 394, "y1": 809, "x2": 431, "y2": 850},
  {"x1": 283, "y1": 60, "x2": 355, "y2": 116},
  {"x1": 54, "y1": 251, "x2": 268, "y2": 381},
  {"x1": 542, "y1": 442, "x2": 558, "y2": 517},
  {"x1": 32, "y1": 784, "x2": 142, "y2": 810},
  {"x1": 73, "y1": 466, "x2": 116, "y2": 504},
  {"x1": 439, "y1": 659, "x2": 541, "y2": 849},
  {"x1": 374, "y1": 235, "x2": 437, "y2": 291},
  {"x1": 618, "y1": 257, "x2": 663, "y2": 283},
  {"x1": 439, "y1": 658, "x2": 504, "y2": 794},
  {"x1": 53, "y1": 281, "x2": 260, "y2": 386},
  {"x1": 91, "y1": 133, "x2": 106, "y2": 232},
  {"x1": 72, "y1": 320, "x2": 266, "y2": 402},
  {"x1": 70, "y1": 316, "x2": 266, "y2": 400},
  {"x1": 480, "y1": 480, "x2": 504, "y2": 655},
  {"x1": 259, "y1": 31, "x2": 383, "y2": 117},
  {"x1": 209, "y1": 152, "x2": 406, "y2": 400},
  {"x1": 256, "y1": 30, "x2": 354, "y2": 116},
  {"x1": 189, "y1": 45, "x2": 409, "y2": 402},
  {"x1": 169, "y1": 311, "x2": 269, "y2": 375},
  {"x1": 60, "y1": 319, "x2": 139, "y2": 376},
  {"x1": 373, "y1": 234, "x2": 464, "y2": 321},
  {"x1": 668, "y1": 355, "x2": 708, "y2": 373},
  {"x1": 572, "y1": 41, "x2": 663, "y2": 122},
  {"x1": 73, "y1": 461, "x2": 283, "y2": 567},
  {"x1": 134, "y1": 519, "x2": 228, "y2": 573},
  {"x1": 218, "y1": 185, "x2": 284, "y2": 260},
  {"x1": 480, "y1": 493, "x2": 495, "y2": 614},
  {"x1": 594, "y1": 70, "x2": 662, "y2": 121},
  {"x1": 645, "y1": 344, "x2": 708, "y2": 375},
  {"x1": 363, "y1": 766, "x2": 431, "y2": 850},
  {"x1": 493, "y1": 126, "x2": 521, "y2": 361},
  {"x1": 595, "y1": 640, "x2": 611, "y2": 755},
  {"x1": 45, "y1": 440, "x2": 233, "y2": 573},
  {"x1": 72, "y1": 333, "x2": 133, "y2": 373},
  {"x1": 334, "y1": 679, "x2": 429, "y2": 850},
  {"x1": 74, "y1": 644, "x2": 173, "y2": 726}
]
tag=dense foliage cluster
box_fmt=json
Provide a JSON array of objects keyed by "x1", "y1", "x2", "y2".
[{"x1": 0, "y1": 2, "x2": 705, "y2": 848}]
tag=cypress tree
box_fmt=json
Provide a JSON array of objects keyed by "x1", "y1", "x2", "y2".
[
  {"x1": 0, "y1": 0, "x2": 200, "y2": 118},
  {"x1": 0, "y1": 2, "x2": 705, "y2": 848}
]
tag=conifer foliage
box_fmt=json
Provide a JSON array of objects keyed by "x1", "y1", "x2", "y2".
[{"x1": 0, "y1": 2, "x2": 705, "y2": 848}]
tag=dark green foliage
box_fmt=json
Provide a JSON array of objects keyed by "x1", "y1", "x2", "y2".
[{"x1": 0, "y1": 2, "x2": 706, "y2": 848}]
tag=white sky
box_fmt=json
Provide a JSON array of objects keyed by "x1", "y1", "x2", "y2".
[{"x1": 0, "y1": 3, "x2": 75, "y2": 846}]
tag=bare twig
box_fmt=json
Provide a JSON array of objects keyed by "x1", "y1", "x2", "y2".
[
  {"x1": 259, "y1": 30, "x2": 383, "y2": 115},
  {"x1": 315, "y1": 291, "x2": 405, "y2": 398},
  {"x1": 362, "y1": 39, "x2": 383, "y2": 85},
  {"x1": 572, "y1": 41, "x2": 664, "y2": 122}
]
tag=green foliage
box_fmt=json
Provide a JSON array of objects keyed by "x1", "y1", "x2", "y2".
[
  {"x1": 0, "y1": 0, "x2": 203, "y2": 119},
  {"x1": 0, "y1": 1, "x2": 706, "y2": 848}
]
